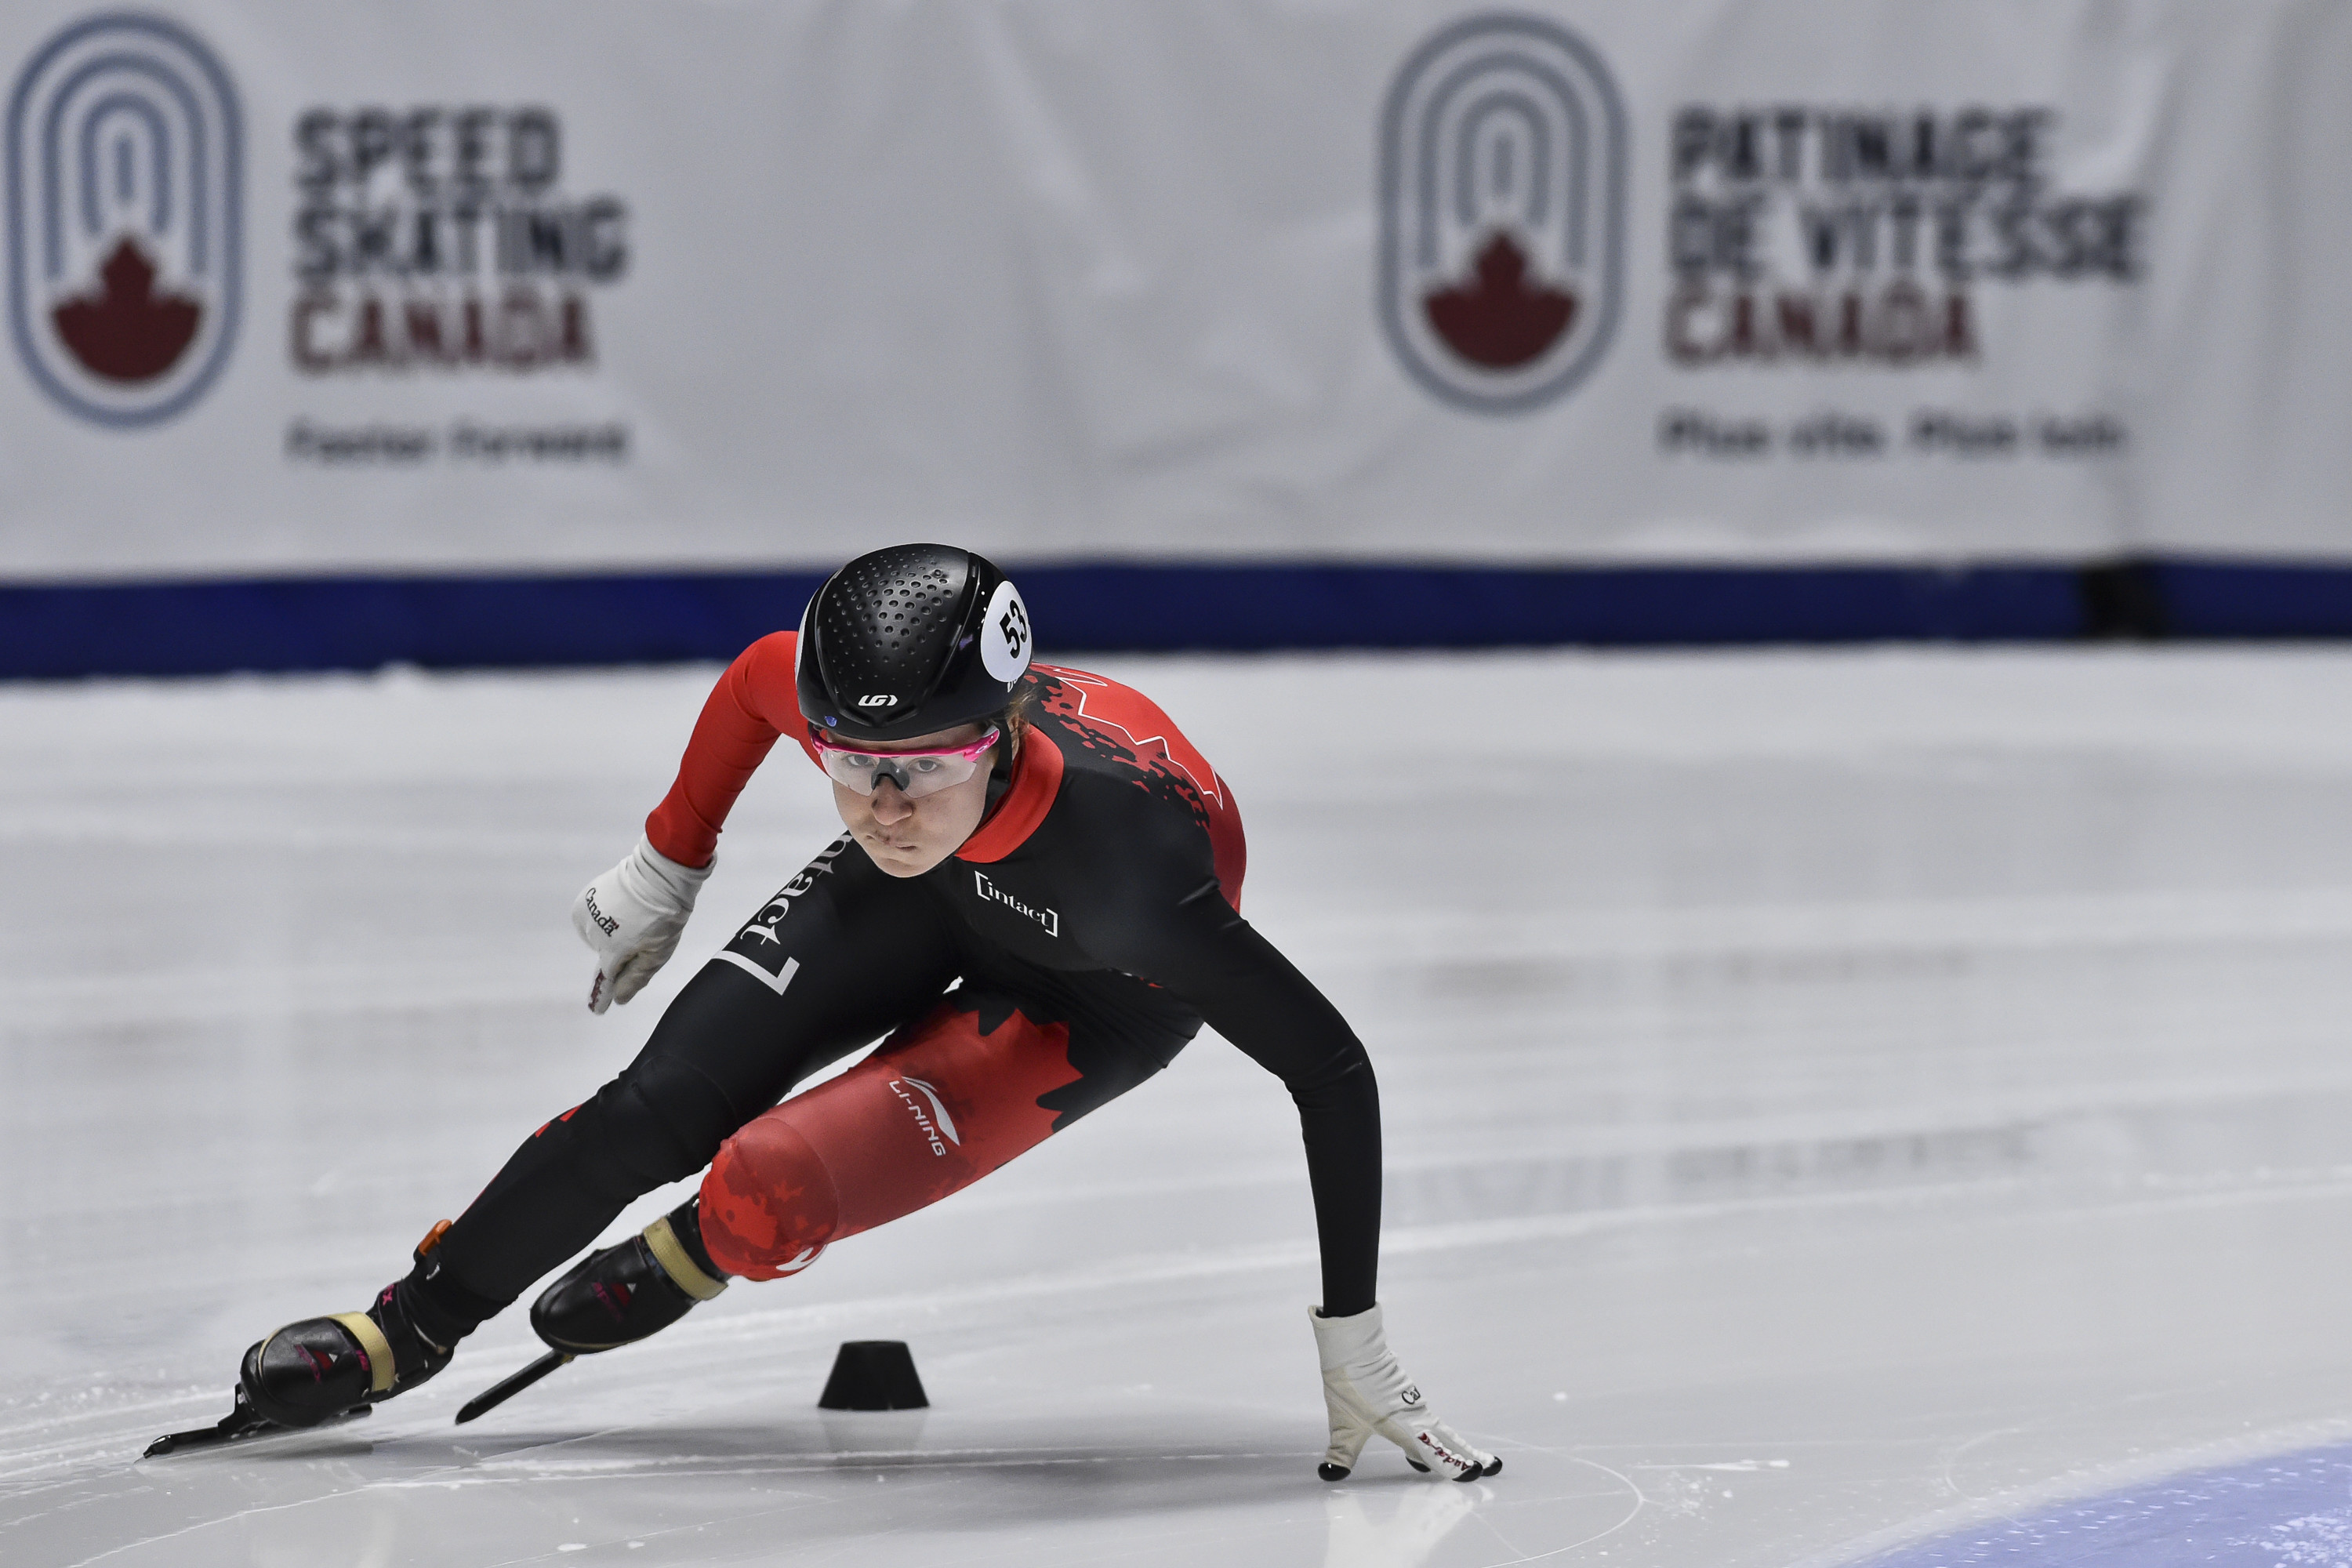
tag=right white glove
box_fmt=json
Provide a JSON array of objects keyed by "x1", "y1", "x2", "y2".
[
  {"x1": 1311, "y1": 1304, "x2": 1500, "y2": 1483},
  {"x1": 571, "y1": 837, "x2": 713, "y2": 1014}
]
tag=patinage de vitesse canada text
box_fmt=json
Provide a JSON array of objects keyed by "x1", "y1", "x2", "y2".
[{"x1": 1666, "y1": 103, "x2": 2144, "y2": 366}]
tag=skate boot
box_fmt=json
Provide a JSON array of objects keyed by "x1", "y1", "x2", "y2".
[
  {"x1": 452, "y1": 1201, "x2": 731, "y2": 1425},
  {"x1": 238, "y1": 1220, "x2": 482, "y2": 1429},
  {"x1": 532, "y1": 1201, "x2": 729, "y2": 1353}
]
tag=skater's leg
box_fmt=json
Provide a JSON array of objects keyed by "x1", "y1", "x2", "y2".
[
  {"x1": 431, "y1": 837, "x2": 960, "y2": 1316},
  {"x1": 698, "y1": 982, "x2": 1183, "y2": 1279},
  {"x1": 238, "y1": 839, "x2": 957, "y2": 1428},
  {"x1": 436, "y1": 958, "x2": 1203, "y2": 1423}
]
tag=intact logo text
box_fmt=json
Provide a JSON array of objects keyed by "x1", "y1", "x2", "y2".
[
  {"x1": 974, "y1": 871, "x2": 1058, "y2": 938},
  {"x1": 725, "y1": 836, "x2": 848, "y2": 996}
]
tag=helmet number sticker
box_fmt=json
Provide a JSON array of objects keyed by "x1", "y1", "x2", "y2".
[{"x1": 982, "y1": 582, "x2": 1032, "y2": 684}]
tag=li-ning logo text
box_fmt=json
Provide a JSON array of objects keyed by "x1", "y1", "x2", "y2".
[
  {"x1": 973, "y1": 871, "x2": 1057, "y2": 938},
  {"x1": 891, "y1": 1074, "x2": 960, "y2": 1157},
  {"x1": 1377, "y1": 13, "x2": 1626, "y2": 414},
  {"x1": 6, "y1": 13, "x2": 244, "y2": 426}
]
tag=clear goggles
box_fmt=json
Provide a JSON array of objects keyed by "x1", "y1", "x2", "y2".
[{"x1": 811, "y1": 726, "x2": 1000, "y2": 800}]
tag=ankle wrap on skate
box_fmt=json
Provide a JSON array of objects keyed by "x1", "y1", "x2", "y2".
[
  {"x1": 667, "y1": 1197, "x2": 728, "y2": 1283},
  {"x1": 328, "y1": 1312, "x2": 398, "y2": 1396},
  {"x1": 644, "y1": 1213, "x2": 728, "y2": 1301}
]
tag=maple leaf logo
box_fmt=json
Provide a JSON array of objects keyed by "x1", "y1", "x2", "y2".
[
  {"x1": 1421, "y1": 230, "x2": 1577, "y2": 371},
  {"x1": 50, "y1": 237, "x2": 201, "y2": 384}
]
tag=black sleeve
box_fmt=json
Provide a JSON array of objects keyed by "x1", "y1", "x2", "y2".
[{"x1": 1092, "y1": 877, "x2": 1381, "y2": 1316}]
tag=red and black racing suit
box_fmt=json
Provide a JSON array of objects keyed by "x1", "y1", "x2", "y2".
[{"x1": 426, "y1": 633, "x2": 1381, "y2": 1327}]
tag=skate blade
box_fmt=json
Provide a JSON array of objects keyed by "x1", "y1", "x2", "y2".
[
  {"x1": 455, "y1": 1350, "x2": 573, "y2": 1425},
  {"x1": 143, "y1": 1395, "x2": 370, "y2": 1457}
]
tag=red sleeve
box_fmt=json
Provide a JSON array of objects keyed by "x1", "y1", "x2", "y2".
[{"x1": 643, "y1": 631, "x2": 813, "y2": 867}]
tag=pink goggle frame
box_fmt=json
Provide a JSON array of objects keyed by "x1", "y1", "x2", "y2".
[{"x1": 810, "y1": 725, "x2": 1001, "y2": 799}]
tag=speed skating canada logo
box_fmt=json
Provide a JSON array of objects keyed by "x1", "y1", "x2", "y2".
[
  {"x1": 6, "y1": 13, "x2": 242, "y2": 426},
  {"x1": 1378, "y1": 13, "x2": 1625, "y2": 414}
]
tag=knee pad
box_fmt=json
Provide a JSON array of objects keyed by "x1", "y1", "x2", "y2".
[{"x1": 699, "y1": 1115, "x2": 837, "y2": 1280}]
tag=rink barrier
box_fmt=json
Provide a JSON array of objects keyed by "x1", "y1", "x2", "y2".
[
  {"x1": 2, "y1": 559, "x2": 2348, "y2": 678},
  {"x1": 2145, "y1": 560, "x2": 2352, "y2": 639}
]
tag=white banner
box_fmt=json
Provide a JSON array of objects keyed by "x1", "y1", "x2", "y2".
[{"x1": 1, "y1": 0, "x2": 2345, "y2": 580}]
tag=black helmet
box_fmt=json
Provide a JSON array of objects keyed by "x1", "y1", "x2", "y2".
[{"x1": 796, "y1": 543, "x2": 1033, "y2": 742}]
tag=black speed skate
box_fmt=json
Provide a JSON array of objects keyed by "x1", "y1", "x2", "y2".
[
  {"x1": 147, "y1": 1220, "x2": 469, "y2": 1457},
  {"x1": 533, "y1": 1206, "x2": 728, "y2": 1352},
  {"x1": 456, "y1": 1202, "x2": 728, "y2": 1425},
  {"x1": 238, "y1": 1277, "x2": 453, "y2": 1428}
]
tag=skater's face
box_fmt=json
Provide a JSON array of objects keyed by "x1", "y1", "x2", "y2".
[{"x1": 831, "y1": 721, "x2": 998, "y2": 877}]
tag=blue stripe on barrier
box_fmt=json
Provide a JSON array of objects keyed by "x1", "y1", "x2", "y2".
[
  {"x1": 0, "y1": 562, "x2": 2074, "y2": 679},
  {"x1": 1027, "y1": 561, "x2": 2085, "y2": 650},
  {"x1": 0, "y1": 557, "x2": 2348, "y2": 680},
  {"x1": 2155, "y1": 560, "x2": 2352, "y2": 638},
  {"x1": 0, "y1": 572, "x2": 831, "y2": 679}
]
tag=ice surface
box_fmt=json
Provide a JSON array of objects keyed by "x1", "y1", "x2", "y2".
[{"x1": 6, "y1": 648, "x2": 2352, "y2": 1566}]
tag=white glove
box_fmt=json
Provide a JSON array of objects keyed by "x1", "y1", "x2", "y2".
[
  {"x1": 571, "y1": 837, "x2": 713, "y2": 1014},
  {"x1": 1310, "y1": 1304, "x2": 1500, "y2": 1483}
]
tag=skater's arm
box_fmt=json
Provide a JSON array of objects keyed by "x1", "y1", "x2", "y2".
[
  {"x1": 645, "y1": 631, "x2": 809, "y2": 867},
  {"x1": 1115, "y1": 895, "x2": 1508, "y2": 1485},
  {"x1": 1105, "y1": 887, "x2": 1382, "y2": 1317}
]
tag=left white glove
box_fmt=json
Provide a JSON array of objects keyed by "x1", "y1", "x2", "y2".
[
  {"x1": 1310, "y1": 1304, "x2": 1500, "y2": 1483},
  {"x1": 571, "y1": 837, "x2": 713, "y2": 1014}
]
